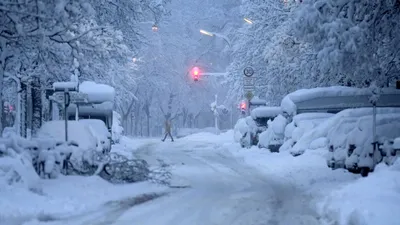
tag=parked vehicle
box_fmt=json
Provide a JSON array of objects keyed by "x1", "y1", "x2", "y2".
[
  {"x1": 79, "y1": 119, "x2": 112, "y2": 153},
  {"x1": 239, "y1": 107, "x2": 282, "y2": 148},
  {"x1": 280, "y1": 113, "x2": 333, "y2": 153}
]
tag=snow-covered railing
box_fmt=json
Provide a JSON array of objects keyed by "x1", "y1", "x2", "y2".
[{"x1": 281, "y1": 86, "x2": 400, "y2": 115}]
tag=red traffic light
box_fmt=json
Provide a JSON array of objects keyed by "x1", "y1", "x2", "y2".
[
  {"x1": 240, "y1": 101, "x2": 246, "y2": 110},
  {"x1": 191, "y1": 67, "x2": 200, "y2": 81}
]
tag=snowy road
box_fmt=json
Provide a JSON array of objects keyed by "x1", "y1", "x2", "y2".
[
  {"x1": 19, "y1": 136, "x2": 323, "y2": 225},
  {"x1": 120, "y1": 141, "x2": 321, "y2": 225}
]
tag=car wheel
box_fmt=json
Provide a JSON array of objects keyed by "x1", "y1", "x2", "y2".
[{"x1": 360, "y1": 167, "x2": 370, "y2": 177}]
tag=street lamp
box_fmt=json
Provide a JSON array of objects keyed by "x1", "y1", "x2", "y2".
[
  {"x1": 152, "y1": 24, "x2": 158, "y2": 32},
  {"x1": 200, "y1": 29, "x2": 214, "y2": 37},
  {"x1": 199, "y1": 29, "x2": 231, "y2": 47},
  {"x1": 244, "y1": 18, "x2": 253, "y2": 24}
]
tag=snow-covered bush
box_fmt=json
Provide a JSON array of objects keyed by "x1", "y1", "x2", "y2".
[
  {"x1": 176, "y1": 127, "x2": 219, "y2": 138},
  {"x1": 0, "y1": 137, "x2": 40, "y2": 190}
]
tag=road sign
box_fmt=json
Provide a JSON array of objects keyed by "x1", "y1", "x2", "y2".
[
  {"x1": 51, "y1": 92, "x2": 65, "y2": 103},
  {"x1": 69, "y1": 92, "x2": 89, "y2": 104},
  {"x1": 243, "y1": 67, "x2": 254, "y2": 77},
  {"x1": 244, "y1": 77, "x2": 255, "y2": 86}
]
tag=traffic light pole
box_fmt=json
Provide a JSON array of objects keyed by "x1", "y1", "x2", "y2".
[{"x1": 200, "y1": 72, "x2": 227, "y2": 77}]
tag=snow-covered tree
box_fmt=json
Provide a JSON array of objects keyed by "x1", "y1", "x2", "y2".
[{"x1": 293, "y1": 0, "x2": 400, "y2": 87}]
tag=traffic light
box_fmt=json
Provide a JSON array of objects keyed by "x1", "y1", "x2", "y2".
[
  {"x1": 240, "y1": 101, "x2": 246, "y2": 111},
  {"x1": 191, "y1": 67, "x2": 200, "y2": 81}
]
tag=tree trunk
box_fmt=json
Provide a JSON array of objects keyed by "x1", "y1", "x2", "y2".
[{"x1": 0, "y1": 40, "x2": 6, "y2": 134}]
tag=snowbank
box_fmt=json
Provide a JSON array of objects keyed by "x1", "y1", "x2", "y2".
[
  {"x1": 176, "y1": 127, "x2": 219, "y2": 138},
  {"x1": 79, "y1": 81, "x2": 115, "y2": 103},
  {"x1": 0, "y1": 176, "x2": 168, "y2": 224},
  {"x1": 318, "y1": 163, "x2": 400, "y2": 225},
  {"x1": 250, "y1": 106, "x2": 282, "y2": 119}
]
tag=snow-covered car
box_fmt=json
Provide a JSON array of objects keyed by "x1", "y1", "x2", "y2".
[
  {"x1": 290, "y1": 107, "x2": 400, "y2": 156},
  {"x1": 326, "y1": 117, "x2": 359, "y2": 169},
  {"x1": 257, "y1": 114, "x2": 288, "y2": 152},
  {"x1": 279, "y1": 113, "x2": 333, "y2": 153},
  {"x1": 239, "y1": 107, "x2": 282, "y2": 148},
  {"x1": 35, "y1": 120, "x2": 104, "y2": 176},
  {"x1": 343, "y1": 113, "x2": 400, "y2": 176},
  {"x1": 79, "y1": 119, "x2": 112, "y2": 153},
  {"x1": 36, "y1": 120, "x2": 98, "y2": 152}
]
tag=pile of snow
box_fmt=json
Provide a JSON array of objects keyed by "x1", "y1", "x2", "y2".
[
  {"x1": 0, "y1": 176, "x2": 168, "y2": 224},
  {"x1": 176, "y1": 127, "x2": 219, "y2": 138},
  {"x1": 290, "y1": 108, "x2": 400, "y2": 156},
  {"x1": 79, "y1": 81, "x2": 115, "y2": 103},
  {"x1": 318, "y1": 163, "x2": 400, "y2": 225},
  {"x1": 0, "y1": 136, "x2": 41, "y2": 191},
  {"x1": 250, "y1": 106, "x2": 282, "y2": 119},
  {"x1": 258, "y1": 114, "x2": 287, "y2": 149}
]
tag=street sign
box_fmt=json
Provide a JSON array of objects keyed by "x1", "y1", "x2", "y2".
[
  {"x1": 69, "y1": 92, "x2": 89, "y2": 104},
  {"x1": 243, "y1": 77, "x2": 255, "y2": 86},
  {"x1": 243, "y1": 67, "x2": 254, "y2": 77},
  {"x1": 51, "y1": 92, "x2": 65, "y2": 103}
]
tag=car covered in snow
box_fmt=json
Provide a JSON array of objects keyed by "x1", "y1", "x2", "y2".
[
  {"x1": 36, "y1": 120, "x2": 98, "y2": 152},
  {"x1": 279, "y1": 113, "x2": 334, "y2": 153},
  {"x1": 79, "y1": 119, "x2": 112, "y2": 154},
  {"x1": 238, "y1": 107, "x2": 282, "y2": 148},
  {"x1": 343, "y1": 113, "x2": 400, "y2": 176}
]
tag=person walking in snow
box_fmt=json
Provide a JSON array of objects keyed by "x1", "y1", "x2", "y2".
[{"x1": 162, "y1": 119, "x2": 174, "y2": 142}]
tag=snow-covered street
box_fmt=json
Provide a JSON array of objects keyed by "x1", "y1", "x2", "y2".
[{"x1": 1, "y1": 131, "x2": 368, "y2": 225}]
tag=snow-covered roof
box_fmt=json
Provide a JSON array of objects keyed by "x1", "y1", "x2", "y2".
[
  {"x1": 79, "y1": 81, "x2": 115, "y2": 104},
  {"x1": 281, "y1": 86, "x2": 400, "y2": 115},
  {"x1": 251, "y1": 106, "x2": 282, "y2": 119}
]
